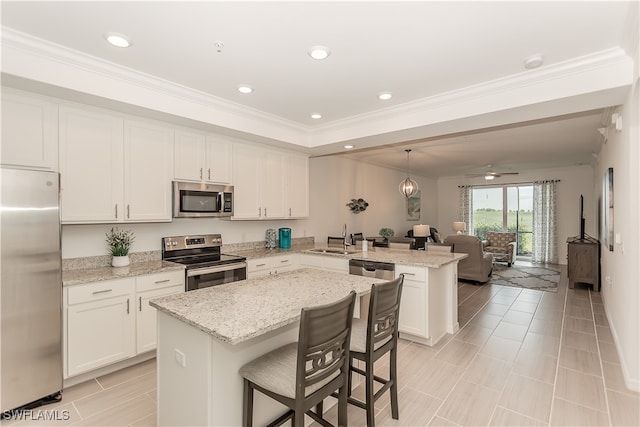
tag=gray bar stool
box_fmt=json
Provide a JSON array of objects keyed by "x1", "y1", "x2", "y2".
[
  {"x1": 239, "y1": 291, "x2": 357, "y2": 427},
  {"x1": 346, "y1": 275, "x2": 404, "y2": 427}
]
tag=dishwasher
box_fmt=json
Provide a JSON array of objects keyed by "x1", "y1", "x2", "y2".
[{"x1": 348, "y1": 259, "x2": 395, "y2": 280}]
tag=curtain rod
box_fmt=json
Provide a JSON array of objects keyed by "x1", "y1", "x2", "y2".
[{"x1": 458, "y1": 180, "x2": 560, "y2": 188}]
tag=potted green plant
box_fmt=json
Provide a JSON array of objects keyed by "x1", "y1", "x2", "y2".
[
  {"x1": 106, "y1": 227, "x2": 135, "y2": 267},
  {"x1": 379, "y1": 228, "x2": 394, "y2": 242}
]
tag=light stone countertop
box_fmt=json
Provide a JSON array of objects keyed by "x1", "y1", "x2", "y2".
[
  {"x1": 343, "y1": 247, "x2": 468, "y2": 268},
  {"x1": 62, "y1": 260, "x2": 185, "y2": 286},
  {"x1": 228, "y1": 244, "x2": 467, "y2": 268},
  {"x1": 150, "y1": 268, "x2": 386, "y2": 345}
]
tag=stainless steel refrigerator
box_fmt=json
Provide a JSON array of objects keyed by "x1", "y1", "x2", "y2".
[{"x1": 1, "y1": 167, "x2": 62, "y2": 412}]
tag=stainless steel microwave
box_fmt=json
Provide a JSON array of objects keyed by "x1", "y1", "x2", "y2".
[{"x1": 173, "y1": 181, "x2": 234, "y2": 218}]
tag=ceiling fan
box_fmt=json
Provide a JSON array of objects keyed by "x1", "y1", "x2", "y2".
[{"x1": 465, "y1": 165, "x2": 520, "y2": 181}]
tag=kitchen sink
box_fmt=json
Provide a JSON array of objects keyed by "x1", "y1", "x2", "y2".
[{"x1": 308, "y1": 248, "x2": 358, "y2": 255}]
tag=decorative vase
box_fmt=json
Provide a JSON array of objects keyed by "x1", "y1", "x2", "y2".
[{"x1": 111, "y1": 255, "x2": 130, "y2": 267}]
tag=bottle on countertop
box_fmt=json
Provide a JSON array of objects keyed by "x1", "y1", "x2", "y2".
[{"x1": 362, "y1": 238, "x2": 368, "y2": 252}]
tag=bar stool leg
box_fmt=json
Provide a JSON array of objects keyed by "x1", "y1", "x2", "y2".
[
  {"x1": 338, "y1": 382, "x2": 348, "y2": 427},
  {"x1": 390, "y1": 347, "x2": 399, "y2": 419},
  {"x1": 243, "y1": 379, "x2": 253, "y2": 427},
  {"x1": 365, "y1": 360, "x2": 375, "y2": 427}
]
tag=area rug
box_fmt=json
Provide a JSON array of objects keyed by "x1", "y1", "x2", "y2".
[{"x1": 488, "y1": 263, "x2": 562, "y2": 292}]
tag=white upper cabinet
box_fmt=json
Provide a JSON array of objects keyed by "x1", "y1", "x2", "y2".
[
  {"x1": 205, "y1": 136, "x2": 232, "y2": 183},
  {"x1": 59, "y1": 105, "x2": 173, "y2": 223},
  {"x1": 174, "y1": 129, "x2": 232, "y2": 183},
  {"x1": 124, "y1": 119, "x2": 174, "y2": 222},
  {"x1": 1, "y1": 89, "x2": 58, "y2": 170},
  {"x1": 59, "y1": 105, "x2": 124, "y2": 223},
  {"x1": 286, "y1": 153, "x2": 309, "y2": 218},
  {"x1": 232, "y1": 143, "x2": 286, "y2": 220}
]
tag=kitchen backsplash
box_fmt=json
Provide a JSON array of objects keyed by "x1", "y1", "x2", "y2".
[{"x1": 62, "y1": 237, "x2": 315, "y2": 271}]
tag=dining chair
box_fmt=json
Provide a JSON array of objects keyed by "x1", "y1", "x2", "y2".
[
  {"x1": 346, "y1": 275, "x2": 404, "y2": 427},
  {"x1": 239, "y1": 291, "x2": 357, "y2": 427}
]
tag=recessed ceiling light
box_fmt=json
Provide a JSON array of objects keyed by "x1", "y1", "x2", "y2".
[
  {"x1": 344, "y1": 144, "x2": 354, "y2": 149},
  {"x1": 524, "y1": 54, "x2": 544, "y2": 69},
  {"x1": 378, "y1": 92, "x2": 392, "y2": 100},
  {"x1": 104, "y1": 33, "x2": 132, "y2": 48},
  {"x1": 311, "y1": 113, "x2": 322, "y2": 119},
  {"x1": 308, "y1": 46, "x2": 330, "y2": 60},
  {"x1": 237, "y1": 85, "x2": 253, "y2": 94}
]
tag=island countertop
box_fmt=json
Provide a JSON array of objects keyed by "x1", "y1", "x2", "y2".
[
  {"x1": 150, "y1": 268, "x2": 385, "y2": 345},
  {"x1": 344, "y1": 247, "x2": 468, "y2": 268}
]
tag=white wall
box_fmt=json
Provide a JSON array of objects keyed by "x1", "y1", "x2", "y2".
[
  {"x1": 595, "y1": 1, "x2": 639, "y2": 391},
  {"x1": 436, "y1": 165, "x2": 596, "y2": 264},
  {"x1": 62, "y1": 218, "x2": 310, "y2": 258},
  {"x1": 306, "y1": 156, "x2": 437, "y2": 243}
]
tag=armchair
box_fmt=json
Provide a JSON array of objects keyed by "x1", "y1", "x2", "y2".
[
  {"x1": 483, "y1": 231, "x2": 517, "y2": 266},
  {"x1": 444, "y1": 235, "x2": 493, "y2": 283}
]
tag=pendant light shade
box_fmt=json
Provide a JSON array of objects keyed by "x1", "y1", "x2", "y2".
[{"x1": 399, "y1": 149, "x2": 419, "y2": 198}]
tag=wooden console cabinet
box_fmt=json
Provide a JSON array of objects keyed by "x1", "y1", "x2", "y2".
[{"x1": 567, "y1": 237, "x2": 600, "y2": 291}]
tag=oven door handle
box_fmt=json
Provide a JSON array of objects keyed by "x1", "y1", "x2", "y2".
[{"x1": 186, "y1": 262, "x2": 247, "y2": 277}]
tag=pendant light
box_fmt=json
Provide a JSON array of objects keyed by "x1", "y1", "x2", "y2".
[{"x1": 399, "y1": 149, "x2": 419, "y2": 198}]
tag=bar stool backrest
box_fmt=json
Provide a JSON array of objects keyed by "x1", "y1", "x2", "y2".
[
  {"x1": 366, "y1": 276, "x2": 404, "y2": 354},
  {"x1": 296, "y1": 291, "x2": 356, "y2": 398}
]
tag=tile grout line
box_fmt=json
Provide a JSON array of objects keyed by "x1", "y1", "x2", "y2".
[
  {"x1": 590, "y1": 288, "x2": 614, "y2": 427},
  {"x1": 547, "y1": 275, "x2": 569, "y2": 427}
]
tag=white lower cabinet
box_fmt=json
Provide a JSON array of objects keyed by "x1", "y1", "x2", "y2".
[
  {"x1": 66, "y1": 278, "x2": 135, "y2": 377},
  {"x1": 135, "y1": 271, "x2": 185, "y2": 354},
  {"x1": 64, "y1": 270, "x2": 184, "y2": 378},
  {"x1": 247, "y1": 255, "x2": 298, "y2": 279},
  {"x1": 395, "y1": 265, "x2": 427, "y2": 337},
  {"x1": 394, "y1": 263, "x2": 459, "y2": 346},
  {"x1": 299, "y1": 254, "x2": 349, "y2": 273}
]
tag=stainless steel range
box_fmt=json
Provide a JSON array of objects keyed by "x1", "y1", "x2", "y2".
[{"x1": 162, "y1": 234, "x2": 247, "y2": 291}]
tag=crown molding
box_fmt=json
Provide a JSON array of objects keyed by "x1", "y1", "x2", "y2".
[
  {"x1": 1, "y1": 27, "x2": 309, "y2": 139},
  {"x1": 1, "y1": 26, "x2": 633, "y2": 151},
  {"x1": 308, "y1": 47, "x2": 633, "y2": 145}
]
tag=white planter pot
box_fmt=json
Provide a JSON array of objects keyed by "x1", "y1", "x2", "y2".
[{"x1": 111, "y1": 255, "x2": 130, "y2": 267}]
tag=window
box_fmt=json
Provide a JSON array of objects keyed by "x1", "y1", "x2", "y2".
[{"x1": 472, "y1": 184, "x2": 533, "y2": 256}]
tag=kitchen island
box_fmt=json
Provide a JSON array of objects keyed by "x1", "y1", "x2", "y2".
[{"x1": 150, "y1": 268, "x2": 385, "y2": 427}]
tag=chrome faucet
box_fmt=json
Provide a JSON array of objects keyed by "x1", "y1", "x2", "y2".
[{"x1": 342, "y1": 223, "x2": 350, "y2": 251}]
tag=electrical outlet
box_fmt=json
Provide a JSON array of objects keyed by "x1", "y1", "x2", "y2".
[
  {"x1": 174, "y1": 348, "x2": 186, "y2": 367},
  {"x1": 605, "y1": 275, "x2": 612, "y2": 289}
]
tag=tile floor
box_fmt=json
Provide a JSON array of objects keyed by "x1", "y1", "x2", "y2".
[{"x1": 3, "y1": 264, "x2": 639, "y2": 426}]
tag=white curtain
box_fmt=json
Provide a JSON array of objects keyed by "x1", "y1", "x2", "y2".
[
  {"x1": 532, "y1": 180, "x2": 558, "y2": 263},
  {"x1": 458, "y1": 185, "x2": 473, "y2": 234}
]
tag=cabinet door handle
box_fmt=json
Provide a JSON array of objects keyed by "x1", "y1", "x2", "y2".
[
  {"x1": 139, "y1": 296, "x2": 142, "y2": 312},
  {"x1": 264, "y1": 208, "x2": 267, "y2": 217},
  {"x1": 126, "y1": 298, "x2": 130, "y2": 314},
  {"x1": 208, "y1": 168, "x2": 211, "y2": 180},
  {"x1": 258, "y1": 207, "x2": 261, "y2": 217},
  {"x1": 154, "y1": 279, "x2": 171, "y2": 284},
  {"x1": 289, "y1": 208, "x2": 292, "y2": 217},
  {"x1": 280, "y1": 259, "x2": 289, "y2": 263},
  {"x1": 200, "y1": 168, "x2": 203, "y2": 180},
  {"x1": 256, "y1": 263, "x2": 266, "y2": 267},
  {"x1": 127, "y1": 204, "x2": 130, "y2": 219},
  {"x1": 401, "y1": 272, "x2": 416, "y2": 276},
  {"x1": 92, "y1": 289, "x2": 112, "y2": 295},
  {"x1": 115, "y1": 204, "x2": 118, "y2": 219}
]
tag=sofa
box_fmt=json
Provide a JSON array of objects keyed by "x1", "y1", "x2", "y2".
[
  {"x1": 482, "y1": 231, "x2": 517, "y2": 266},
  {"x1": 444, "y1": 234, "x2": 493, "y2": 283}
]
